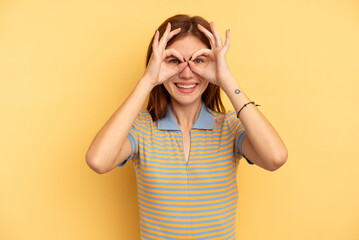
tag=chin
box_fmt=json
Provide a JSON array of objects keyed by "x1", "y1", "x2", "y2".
[{"x1": 170, "y1": 95, "x2": 202, "y2": 106}]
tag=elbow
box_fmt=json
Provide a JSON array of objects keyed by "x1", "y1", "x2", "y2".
[
  {"x1": 86, "y1": 152, "x2": 108, "y2": 174},
  {"x1": 267, "y1": 148, "x2": 288, "y2": 171}
]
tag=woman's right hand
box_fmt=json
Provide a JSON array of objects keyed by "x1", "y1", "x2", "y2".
[{"x1": 143, "y1": 22, "x2": 188, "y2": 86}]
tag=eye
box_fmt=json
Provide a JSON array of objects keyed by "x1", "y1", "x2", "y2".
[
  {"x1": 193, "y1": 58, "x2": 204, "y2": 64},
  {"x1": 166, "y1": 56, "x2": 181, "y2": 65},
  {"x1": 169, "y1": 59, "x2": 180, "y2": 64}
]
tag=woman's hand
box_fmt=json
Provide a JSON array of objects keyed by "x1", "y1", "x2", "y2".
[
  {"x1": 143, "y1": 23, "x2": 188, "y2": 87},
  {"x1": 188, "y1": 22, "x2": 233, "y2": 87}
]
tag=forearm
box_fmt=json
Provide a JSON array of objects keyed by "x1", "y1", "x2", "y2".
[
  {"x1": 221, "y1": 77, "x2": 287, "y2": 164},
  {"x1": 86, "y1": 77, "x2": 154, "y2": 171}
]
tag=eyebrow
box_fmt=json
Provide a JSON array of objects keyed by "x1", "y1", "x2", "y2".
[
  {"x1": 192, "y1": 54, "x2": 208, "y2": 59},
  {"x1": 165, "y1": 55, "x2": 180, "y2": 60}
]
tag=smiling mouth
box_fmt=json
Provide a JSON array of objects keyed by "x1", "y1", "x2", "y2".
[{"x1": 175, "y1": 83, "x2": 198, "y2": 89}]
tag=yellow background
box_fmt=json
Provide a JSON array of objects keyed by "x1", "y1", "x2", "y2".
[{"x1": 1, "y1": 0, "x2": 358, "y2": 239}]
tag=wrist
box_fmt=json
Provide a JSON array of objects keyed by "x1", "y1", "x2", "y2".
[
  {"x1": 138, "y1": 76, "x2": 156, "y2": 92},
  {"x1": 220, "y1": 76, "x2": 238, "y2": 93}
]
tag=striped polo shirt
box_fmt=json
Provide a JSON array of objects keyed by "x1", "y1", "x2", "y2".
[{"x1": 119, "y1": 103, "x2": 253, "y2": 239}]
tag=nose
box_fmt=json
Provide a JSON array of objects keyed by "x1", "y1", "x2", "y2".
[{"x1": 179, "y1": 64, "x2": 194, "y2": 79}]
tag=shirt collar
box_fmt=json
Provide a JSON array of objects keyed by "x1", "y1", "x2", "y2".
[{"x1": 157, "y1": 102, "x2": 214, "y2": 131}]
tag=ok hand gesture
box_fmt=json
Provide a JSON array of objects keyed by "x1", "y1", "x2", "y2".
[
  {"x1": 188, "y1": 22, "x2": 233, "y2": 87},
  {"x1": 144, "y1": 23, "x2": 188, "y2": 87}
]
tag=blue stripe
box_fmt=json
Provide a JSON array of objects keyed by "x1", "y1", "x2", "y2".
[
  {"x1": 139, "y1": 195, "x2": 237, "y2": 209},
  {"x1": 140, "y1": 170, "x2": 234, "y2": 181},
  {"x1": 138, "y1": 150, "x2": 233, "y2": 161},
  {"x1": 137, "y1": 180, "x2": 235, "y2": 192},
  {"x1": 138, "y1": 185, "x2": 237, "y2": 198},
  {"x1": 138, "y1": 139, "x2": 234, "y2": 156},
  {"x1": 139, "y1": 204, "x2": 237, "y2": 219},
  {"x1": 139, "y1": 138, "x2": 183, "y2": 149},
  {"x1": 138, "y1": 135, "x2": 234, "y2": 149},
  {"x1": 137, "y1": 128, "x2": 181, "y2": 139},
  {"x1": 140, "y1": 228, "x2": 190, "y2": 239},
  {"x1": 190, "y1": 130, "x2": 234, "y2": 141},
  {"x1": 139, "y1": 160, "x2": 232, "y2": 171},
  {"x1": 140, "y1": 213, "x2": 236, "y2": 231},
  {"x1": 137, "y1": 133, "x2": 235, "y2": 147},
  {"x1": 203, "y1": 229, "x2": 236, "y2": 240},
  {"x1": 137, "y1": 190, "x2": 237, "y2": 203},
  {"x1": 139, "y1": 211, "x2": 237, "y2": 226},
  {"x1": 140, "y1": 232, "x2": 156, "y2": 240},
  {"x1": 136, "y1": 124, "x2": 235, "y2": 139},
  {"x1": 140, "y1": 168, "x2": 233, "y2": 176},
  {"x1": 138, "y1": 158, "x2": 234, "y2": 167},
  {"x1": 189, "y1": 161, "x2": 232, "y2": 170},
  {"x1": 139, "y1": 221, "x2": 235, "y2": 238},
  {"x1": 140, "y1": 176, "x2": 236, "y2": 186},
  {"x1": 138, "y1": 199, "x2": 237, "y2": 214}
]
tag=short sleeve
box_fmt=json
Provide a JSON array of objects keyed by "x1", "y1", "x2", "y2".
[
  {"x1": 236, "y1": 131, "x2": 254, "y2": 165},
  {"x1": 227, "y1": 111, "x2": 254, "y2": 165},
  {"x1": 117, "y1": 113, "x2": 141, "y2": 167}
]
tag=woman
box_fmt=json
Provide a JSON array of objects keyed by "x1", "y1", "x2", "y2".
[{"x1": 86, "y1": 14, "x2": 287, "y2": 239}]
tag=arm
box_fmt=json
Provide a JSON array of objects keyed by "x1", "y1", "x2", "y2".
[
  {"x1": 221, "y1": 79, "x2": 288, "y2": 171},
  {"x1": 85, "y1": 78, "x2": 153, "y2": 174},
  {"x1": 189, "y1": 22, "x2": 287, "y2": 171},
  {"x1": 86, "y1": 23, "x2": 187, "y2": 174}
]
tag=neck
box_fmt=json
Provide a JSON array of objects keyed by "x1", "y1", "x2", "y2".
[{"x1": 170, "y1": 99, "x2": 202, "y2": 131}]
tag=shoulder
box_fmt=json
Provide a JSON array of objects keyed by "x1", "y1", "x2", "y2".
[
  {"x1": 133, "y1": 110, "x2": 155, "y2": 128},
  {"x1": 138, "y1": 110, "x2": 152, "y2": 120}
]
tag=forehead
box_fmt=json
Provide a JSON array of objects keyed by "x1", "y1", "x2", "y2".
[{"x1": 166, "y1": 36, "x2": 208, "y2": 58}]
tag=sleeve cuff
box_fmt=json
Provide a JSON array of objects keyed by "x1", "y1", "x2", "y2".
[
  {"x1": 118, "y1": 133, "x2": 137, "y2": 167},
  {"x1": 237, "y1": 131, "x2": 254, "y2": 165},
  {"x1": 243, "y1": 154, "x2": 254, "y2": 165}
]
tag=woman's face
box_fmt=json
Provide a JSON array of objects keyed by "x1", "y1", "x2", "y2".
[{"x1": 163, "y1": 35, "x2": 209, "y2": 106}]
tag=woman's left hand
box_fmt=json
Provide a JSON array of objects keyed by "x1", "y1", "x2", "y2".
[{"x1": 188, "y1": 22, "x2": 233, "y2": 87}]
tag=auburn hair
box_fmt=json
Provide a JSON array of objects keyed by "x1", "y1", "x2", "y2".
[{"x1": 146, "y1": 14, "x2": 226, "y2": 121}]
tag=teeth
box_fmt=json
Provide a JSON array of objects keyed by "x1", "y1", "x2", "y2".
[{"x1": 176, "y1": 84, "x2": 197, "y2": 89}]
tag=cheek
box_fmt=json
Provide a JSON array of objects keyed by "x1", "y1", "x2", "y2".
[
  {"x1": 162, "y1": 75, "x2": 177, "y2": 90},
  {"x1": 162, "y1": 81, "x2": 172, "y2": 93},
  {"x1": 201, "y1": 81, "x2": 210, "y2": 92}
]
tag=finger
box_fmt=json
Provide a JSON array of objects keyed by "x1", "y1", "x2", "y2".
[
  {"x1": 177, "y1": 62, "x2": 188, "y2": 72},
  {"x1": 190, "y1": 48, "x2": 212, "y2": 61},
  {"x1": 197, "y1": 24, "x2": 215, "y2": 49},
  {"x1": 188, "y1": 60, "x2": 204, "y2": 76},
  {"x1": 167, "y1": 28, "x2": 181, "y2": 42},
  {"x1": 152, "y1": 30, "x2": 160, "y2": 52},
  {"x1": 223, "y1": 29, "x2": 231, "y2": 53},
  {"x1": 210, "y1": 22, "x2": 223, "y2": 47},
  {"x1": 165, "y1": 48, "x2": 185, "y2": 62},
  {"x1": 163, "y1": 61, "x2": 188, "y2": 82},
  {"x1": 158, "y1": 22, "x2": 172, "y2": 49}
]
